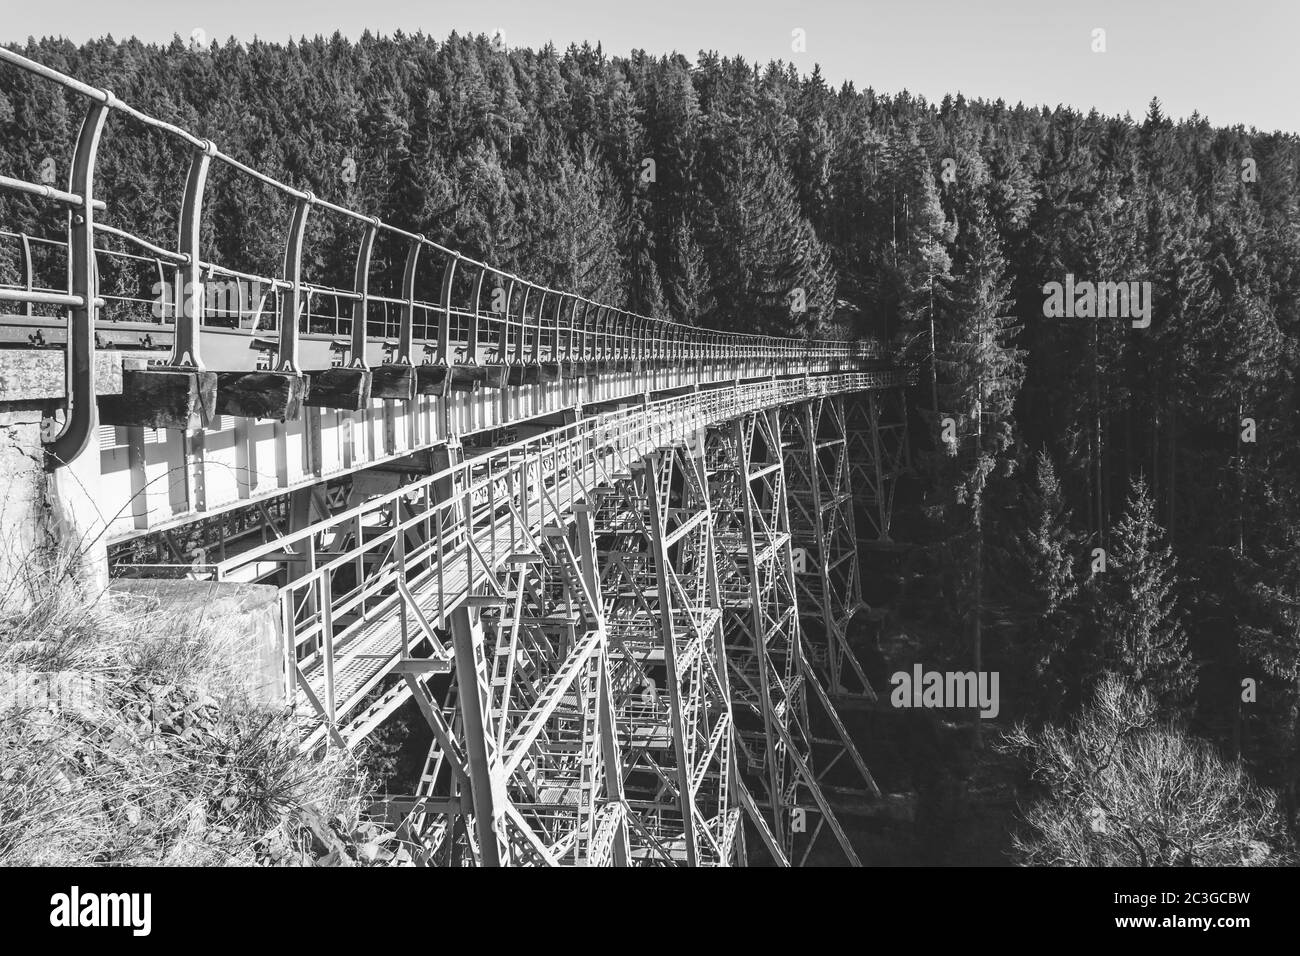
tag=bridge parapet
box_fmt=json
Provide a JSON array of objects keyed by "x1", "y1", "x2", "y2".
[{"x1": 0, "y1": 47, "x2": 879, "y2": 472}]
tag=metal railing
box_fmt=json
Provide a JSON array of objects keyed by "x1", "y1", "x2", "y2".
[{"x1": 0, "y1": 47, "x2": 880, "y2": 466}]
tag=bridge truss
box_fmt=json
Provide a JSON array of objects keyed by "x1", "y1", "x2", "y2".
[
  {"x1": 172, "y1": 373, "x2": 909, "y2": 866},
  {"x1": 0, "y1": 49, "x2": 917, "y2": 865}
]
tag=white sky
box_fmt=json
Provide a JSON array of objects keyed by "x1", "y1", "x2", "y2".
[{"x1": 3, "y1": 0, "x2": 1296, "y2": 133}]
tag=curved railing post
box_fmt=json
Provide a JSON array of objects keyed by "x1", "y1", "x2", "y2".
[
  {"x1": 349, "y1": 219, "x2": 378, "y2": 369},
  {"x1": 20, "y1": 233, "x2": 33, "y2": 319},
  {"x1": 365, "y1": 234, "x2": 422, "y2": 400},
  {"x1": 277, "y1": 192, "x2": 312, "y2": 374},
  {"x1": 532, "y1": 289, "x2": 546, "y2": 364},
  {"x1": 514, "y1": 284, "x2": 531, "y2": 365},
  {"x1": 398, "y1": 237, "x2": 422, "y2": 365},
  {"x1": 562, "y1": 294, "x2": 577, "y2": 365},
  {"x1": 170, "y1": 139, "x2": 215, "y2": 369},
  {"x1": 47, "y1": 94, "x2": 110, "y2": 466},
  {"x1": 610, "y1": 309, "x2": 622, "y2": 366},
  {"x1": 436, "y1": 250, "x2": 459, "y2": 365},
  {"x1": 498, "y1": 277, "x2": 516, "y2": 364},
  {"x1": 561, "y1": 291, "x2": 577, "y2": 366},
  {"x1": 550, "y1": 292, "x2": 564, "y2": 364},
  {"x1": 575, "y1": 296, "x2": 587, "y2": 366},
  {"x1": 465, "y1": 265, "x2": 486, "y2": 364}
]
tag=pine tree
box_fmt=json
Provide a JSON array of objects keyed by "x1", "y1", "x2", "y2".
[
  {"x1": 995, "y1": 450, "x2": 1083, "y2": 717},
  {"x1": 665, "y1": 215, "x2": 714, "y2": 324},
  {"x1": 706, "y1": 143, "x2": 837, "y2": 335},
  {"x1": 1012, "y1": 451, "x2": 1078, "y2": 616},
  {"x1": 933, "y1": 192, "x2": 1024, "y2": 739},
  {"x1": 1094, "y1": 476, "x2": 1195, "y2": 708}
]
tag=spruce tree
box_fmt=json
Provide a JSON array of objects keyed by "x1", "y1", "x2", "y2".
[
  {"x1": 665, "y1": 216, "x2": 714, "y2": 324},
  {"x1": 995, "y1": 450, "x2": 1083, "y2": 717},
  {"x1": 1095, "y1": 476, "x2": 1195, "y2": 707}
]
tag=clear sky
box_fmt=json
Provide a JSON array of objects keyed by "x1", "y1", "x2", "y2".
[{"x1": 3, "y1": 0, "x2": 1296, "y2": 133}]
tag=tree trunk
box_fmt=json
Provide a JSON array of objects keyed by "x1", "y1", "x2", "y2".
[
  {"x1": 1168, "y1": 403, "x2": 1177, "y2": 542},
  {"x1": 1092, "y1": 318, "x2": 1104, "y2": 548}
]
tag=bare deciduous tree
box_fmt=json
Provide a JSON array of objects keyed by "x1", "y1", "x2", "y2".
[{"x1": 1000, "y1": 676, "x2": 1292, "y2": 866}]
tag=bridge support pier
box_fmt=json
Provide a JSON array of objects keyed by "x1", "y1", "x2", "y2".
[
  {"x1": 0, "y1": 349, "x2": 126, "y2": 592},
  {"x1": 846, "y1": 389, "x2": 910, "y2": 546},
  {"x1": 707, "y1": 406, "x2": 867, "y2": 865},
  {"x1": 783, "y1": 396, "x2": 875, "y2": 700}
]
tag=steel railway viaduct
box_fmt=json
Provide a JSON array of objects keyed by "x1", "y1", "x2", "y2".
[{"x1": 0, "y1": 48, "x2": 915, "y2": 866}]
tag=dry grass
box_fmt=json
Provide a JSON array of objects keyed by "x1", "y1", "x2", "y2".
[{"x1": 0, "y1": 552, "x2": 376, "y2": 866}]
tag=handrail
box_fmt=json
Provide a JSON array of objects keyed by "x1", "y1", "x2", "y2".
[{"x1": 0, "y1": 46, "x2": 877, "y2": 467}]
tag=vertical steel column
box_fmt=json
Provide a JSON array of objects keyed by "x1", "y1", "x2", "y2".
[
  {"x1": 685, "y1": 432, "x2": 740, "y2": 865},
  {"x1": 449, "y1": 603, "x2": 509, "y2": 866},
  {"x1": 575, "y1": 504, "x2": 631, "y2": 866},
  {"x1": 47, "y1": 96, "x2": 110, "y2": 465},
  {"x1": 434, "y1": 440, "x2": 509, "y2": 865},
  {"x1": 734, "y1": 415, "x2": 785, "y2": 837},
  {"x1": 644, "y1": 451, "x2": 700, "y2": 867}
]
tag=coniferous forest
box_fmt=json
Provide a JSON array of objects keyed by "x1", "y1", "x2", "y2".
[{"x1": 3, "y1": 30, "x2": 1300, "y2": 866}]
